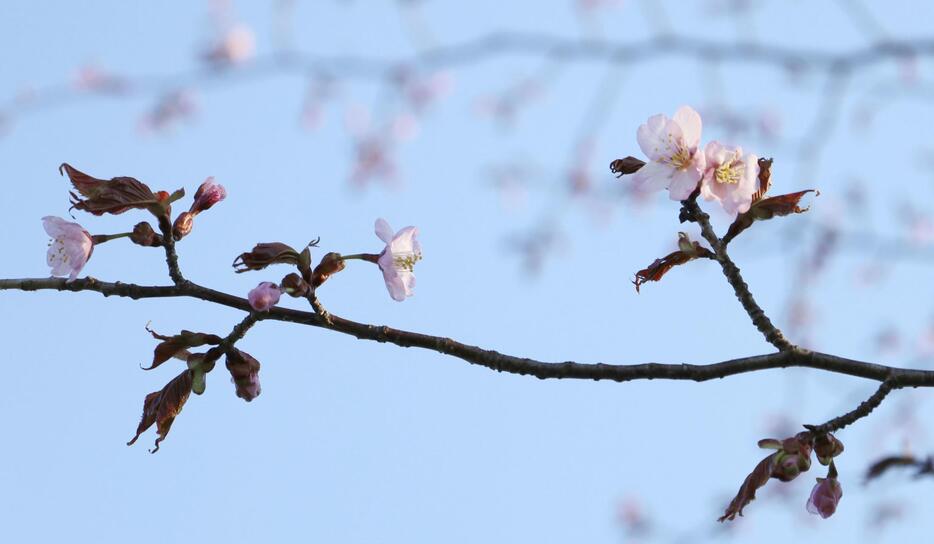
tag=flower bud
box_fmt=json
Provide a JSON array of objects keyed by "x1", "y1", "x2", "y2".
[
  {"x1": 190, "y1": 176, "x2": 226, "y2": 214},
  {"x1": 172, "y1": 211, "x2": 194, "y2": 241},
  {"x1": 280, "y1": 272, "x2": 310, "y2": 298},
  {"x1": 814, "y1": 433, "x2": 845, "y2": 466},
  {"x1": 311, "y1": 252, "x2": 346, "y2": 288},
  {"x1": 130, "y1": 221, "x2": 164, "y2": 247},
  {"x1": 248, "y1": 282, "x2": 281, "y2": 312},
  {"x1": 806, "y1": 477, "x2": 842, "y2": 519}
]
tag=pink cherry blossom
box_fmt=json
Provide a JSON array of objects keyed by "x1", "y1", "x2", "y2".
[
  {"x1": 375, "y1": 218, "x2": 422, "y2": 301},
  {"x1": 806, "y1": 477, "x2": 843, "y2": 519},
  {"x1": 632, "y1": 106, "x2": 706, "y2": 200},
  {"x1": 700, "y1": 141, "x2": 759, "y2": 217},
  {"x1": 247, "y1": 282, "x2": 281, "y2": 312},
  {"x1": 190, "y1": 176, "x2": 226, "y2": 214},
  {"x1": 42, "y1": 216, "x2": 94, "y2": 282}
]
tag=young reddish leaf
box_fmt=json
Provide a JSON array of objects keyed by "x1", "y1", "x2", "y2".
[
  {"x1": 60, "y1": 163, "x2": 176, "y2": 216},
  {"x1": 232, "y1": 242, "x2": 301, "y2": 273},
  {"x1": 633, "y1": 235, "x2": 714, "y2": 292},
  {"x1": 144, "y1": 325, "x2": 223, "y2": 370},
  {"x1": 719, "y1": 453, "x2": 778, "y2": 522},
  {"x1": 749, "y1": 158, "x2": 773, "y2": 204},
  {"x1": 127, "y1": 369, "x2": 193, "y2": 453},
  {"x1": 610, "y1": 156, "x2": 646, "y2": 177},
  {"x1": 722, "y1": 190, "x2": 818, "y2": 245}
]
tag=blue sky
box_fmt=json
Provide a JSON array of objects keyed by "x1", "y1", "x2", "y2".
[{"x1": 2, "y1": 1, "x2": 934, "y2": 542}]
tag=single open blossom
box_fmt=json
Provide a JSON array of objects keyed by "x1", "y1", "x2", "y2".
[
  {"x1": 375, "y1": 218, "x2": 422, "y2": 301},
  {"x1": 632, "y1": 106, "x2": 706, "y2": 200},
  {"x1": 42, "y1": 216, "x2": 94, "y2": 281},
  {"x1": 190, "y1": 177, "x2": 226, "y2": 214},
  {"x1": 700, "y1": 141, "x2": 759, "y2": 217},
  {"x1": 247, "y1": 282, "x2": 281, "y2": 312},
  {"x1": 806, "y1": 477, "x2": 842, "y2": 518}
]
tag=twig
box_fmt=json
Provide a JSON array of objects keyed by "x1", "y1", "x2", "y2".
[{"x1": 682, "y1": 198, "x2": 794, "y2": 351}]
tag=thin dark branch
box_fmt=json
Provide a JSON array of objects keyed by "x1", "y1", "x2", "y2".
[
  {"x1": 2, "y1": 276, "x2": 934, "y2": 386},
  {"x1": 682, "y1": 199, "x2": 794, "y2": 351},
  {"x1": 806, "y1": 378, "x2": 898, "y2": 434}
]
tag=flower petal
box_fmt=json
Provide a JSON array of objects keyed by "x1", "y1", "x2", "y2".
[
  {"x1": 375, "y1": 218, "x2": 394, "y2": 244},
  {"x1": 673, "y1": 106, "x2": 702, "y2": 148},
  {"x1": 631, "y1": 160, "x2": 673, "y2": 192},
  {"x1": 636, "y1": 114, "x2": 682, "y2": 161}
]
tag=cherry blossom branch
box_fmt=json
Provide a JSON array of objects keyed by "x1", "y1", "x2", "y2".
[
  {"x1": 681, "y1": 197, "x2": 794, "y2": 351},
  {"x1": 4, "y1": 276, "x2": 934, "y2": 387}
]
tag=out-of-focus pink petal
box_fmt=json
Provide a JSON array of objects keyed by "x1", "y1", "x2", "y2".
[
  {"x1": 668, "y1": 165, "x2": 703, "y2": 200},
  {"x1": 247, "y1": 282, "x2": 281, "y2": 312}
]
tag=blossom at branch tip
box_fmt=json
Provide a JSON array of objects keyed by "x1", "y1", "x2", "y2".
[
  {"x1": 42, "y1": 216, "x2": 94, "y2": 282},
  {"x1": 190, "y1": 176, "x2": 226, "y2": 214},
  {"x1": 375, "y1": 218, "x2": 422, "y2": 301},
  {"x1": 700, "y1": 141, "x2": 759, "y2": 217},
  {"x1": 247, "y1": 282, "x2": 281, "y2": 312},
  {"x1": 806, "y1": 477, "x2": 842, "y2": 518},
  {"x1": 632, "y1": 105, "x2": 706, "y2": 200}
]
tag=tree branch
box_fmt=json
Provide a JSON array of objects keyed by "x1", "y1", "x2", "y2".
[
  {"x1": 682, "y1": 198, "x2": 794, "y2": 351},
  {"x1": 3, "y1": 276, "x2": 933, "y2": 386}
]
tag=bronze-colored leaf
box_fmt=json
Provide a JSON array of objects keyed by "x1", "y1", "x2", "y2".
[
  {"x1": 610, "y1": 156, "x2": 646, "y2": 177},
  {"x1": 60, "y1": 163, "x2": 170, "y2": 216},
  {"x1": 719, "y1": 453, "x2": 778, "y2": 522},
  {"x1": 633, "y1": 240, "x2": 713, "y2": 292},
  {"x1": 145, "y1": 325, "x2": 222, "y2": 370},
  {"x1": 127, "y1": 369, "x2": 193, "y2": 453},
  {"x1": 232, "y1": 242, "x2": 301, "y2": 273},
  {"x1": 722, "y1": 190, "x2": 818, "y2": 245},
  {"x1": 749, "y1": 157, "x2": 773, "y2": 204}
]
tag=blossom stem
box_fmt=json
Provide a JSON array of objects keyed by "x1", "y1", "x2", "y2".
[
  {"x1": 91, "y1": 232, "x2": 133, "y2": 245},
  {"x1": 340, "y1": 253, "x2": 380, "y2": 263}
]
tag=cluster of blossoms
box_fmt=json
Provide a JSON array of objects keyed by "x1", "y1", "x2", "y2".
[
  {"x1": 43, "y1": 163, "x2": 422, "y2": 452},
  {"x1": 632, "y1": 105, "x2": 759, "y2": 217}
]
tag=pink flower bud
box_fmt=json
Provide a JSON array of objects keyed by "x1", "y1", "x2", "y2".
[
  {"x1": 248, "y1": 282, "x2": 281, "y2": 312},
  {"x1": 42, "y1": 216, "x2": 94, "y2": 282},
  {"x1": 190, "y1": 176, "x2": 226, "y2": 214},
  {"x1": 172, "y1": 211, "x2": 194, "y2": 241},
  {"x1": 806, "y1": 477, "x2": 842, "y2": 519}
]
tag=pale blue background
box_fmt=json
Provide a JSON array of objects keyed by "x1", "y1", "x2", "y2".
[{"x1": 2, "y1": 1, "x2": 934, "y2": 542}]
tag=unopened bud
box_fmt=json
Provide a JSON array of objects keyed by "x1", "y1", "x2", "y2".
[
  {"x1": 311, "y1": 252, "x2": 346, "y2": 288},
  {"x1": 130, "y1": 221, "x2": 163, "y2": 247},
  {"x1": 172, "y1": 211, "x2": 194, "y2": 241},
  {"x1": 813, "y1": 433, "x2": 845, "y2": 465},
  {"x1": 281, "y1": 272, "x2": 310, "y2": 297},
  {"x1": 190, "y1": 177, "x2": 226, "y2": 214}
]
